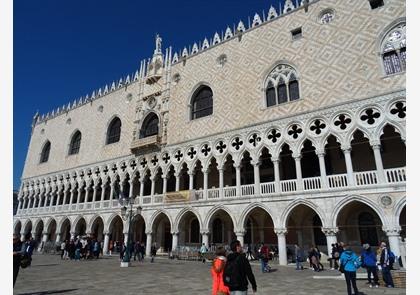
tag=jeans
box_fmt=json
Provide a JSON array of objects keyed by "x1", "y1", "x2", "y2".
[
  {"x1": 382, "y1": 265, "x2": 394, "y2": 287},
  {"x1": 366, "y1": 265, "x2": 379, "y2": 285},
  {"x1": 296, "y1": 257, "x2": 302, "y2": 269},
  {"x1": 230, "y1": 291, "x2": 247, "y2": 295},
  {"x1": 260, "y1": 258, "x2": 267, "y2": 272},
  {"x1": 344, "y1": 271, "x2": 358, "y2": 295}
]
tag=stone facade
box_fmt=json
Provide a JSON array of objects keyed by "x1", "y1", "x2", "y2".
[{"x1": 15, "y1": 0, "x2": 406, "y2": 266}]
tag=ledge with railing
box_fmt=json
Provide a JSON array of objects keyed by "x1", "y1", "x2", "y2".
[{"x1": 16, "y1": 167, "x2": 406, "y2": 217}]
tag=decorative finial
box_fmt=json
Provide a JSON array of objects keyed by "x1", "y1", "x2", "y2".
[{"x1": 155, "y1": 34, "x2": 162, "y2": 54}]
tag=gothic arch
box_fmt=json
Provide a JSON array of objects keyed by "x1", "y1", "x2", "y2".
[
  {"x1": 45, "y1": 217, "x2": 57, "y2": 233},
  {"x1": 105, "y1": 212, "x2": 122, "y2": 233},
  {"x1": 32, "y1": 218, "x2": 43, "y2": 232},
  {"x1": 88, "y1": 214, "x2": 105, "y2": 233},
  {"x1": 331, "y1": 195, "x2": 389, "y2": 228},
  {"x1": 238, "y1": 203, "x2": 277, "y2": 231},
  {"x1": 57, "y1": 216, "x2": 71, "y2": 232},
  {"x1": 204, "y1": 205, "x2": 237, "y2": 230},
  {"x1": 376, "y1": 122, "x2": 405, "y2": 141},
  {"x1": 14, "y1": 219, "x2": 22, "y2": 233},
  {"x1": 174, "y1": 207, "x2": 203, "y2": 232},
  {"x1": 376, "y1": 17, "x2": 406, "y2": 53},
  {"x1": 71, "y1": 215, "x2": 86, "y2": 232},
  {"x1": 139, "y1": 111, "x2": 161, "y2": 138},
  {"x1": 393, "y1": 196, "x2": 406, "y2": 226},
  {"x1": 280, "y1": 199, "x2": 327, "y2": 228},
  {"x1": 344, "y1": 127, "x2": 373, "y2": 147},
  {"x1": 105, "y1": 115, "x2": 122, "y2": 144},
  {"x1": 147, "y1": 209, "x2": 173, "y2": 233}
]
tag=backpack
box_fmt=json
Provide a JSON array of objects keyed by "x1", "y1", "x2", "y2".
[{"x1": 223, "y1": 255, "x2": 241, "y2": 289}]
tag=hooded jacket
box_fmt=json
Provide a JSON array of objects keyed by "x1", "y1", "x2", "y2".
[
  {"x1": 361, "y1": 248, "x2": 377, "y2": 267},
  {"x1": 211, "y1": 256, "x2": 230, "y2": 295},
  {"x1": 226, "y1": 252, "x2": 257, "y2": 292},
  {"x1": 340, "y1": 249, "x2": 361, "y2": 272}
]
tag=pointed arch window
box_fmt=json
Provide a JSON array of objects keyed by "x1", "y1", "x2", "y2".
[
  {"x1": 191, "y1": 86, "x2": 213, "y2": 120},
  {"x1": 106, "y1": 117, "x2": 121, "y2": 144},
  {"x1": 69, "y1": 131, "x2": 81, "y2": 155},
  {"x1": 40, "y1": 141, "x2": 51, "y2": 163},
  {"x1": 140, "y1": 113, "x2": 159, "y2": 139},
  {"x1": 381, "y1": 23, "x2": 406, "y2": 75},
  {"x1": 265, "y1": 64, "x2": 300, "y2": 107}
]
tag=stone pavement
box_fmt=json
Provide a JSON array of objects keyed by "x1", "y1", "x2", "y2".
[{"x1": 14, "y1": 254, "x2": 406, "y2": 295}]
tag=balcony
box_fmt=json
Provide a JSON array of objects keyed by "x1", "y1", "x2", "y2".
[
  {"x1": 130, "y1": 135, "x2": 160, "y2": 152},
  {"x1": 15, "y1": 167, "x2": 406, "y2": 217}
]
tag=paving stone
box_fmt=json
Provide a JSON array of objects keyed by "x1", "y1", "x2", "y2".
[{"x1": 14, "y1": 254, "x2": 406, "y2": 295}]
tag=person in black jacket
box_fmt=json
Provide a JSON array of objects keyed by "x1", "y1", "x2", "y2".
[
  {"x1": 225, "y1": 240, "x2": 257, "y2": 294},
  {"x1": 13, "y1": 234, "x2": 24, "y2": 287}
]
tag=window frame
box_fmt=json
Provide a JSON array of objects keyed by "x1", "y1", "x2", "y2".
[
  {"x1": 40, "y1": 141, "x2": 51, "y2": 163},
  {"x1": 68, "y1": 130, "x2": 82, "y2": 155},
  {"x1": 189, "y1": 85, "x2": 214, "y2": 121},
  {"x1": 139, "y1": 113, "x2": 159, "y2": 139},
  {"x1": 106, "y1": 117, "x2": 122, "y2": 145}
]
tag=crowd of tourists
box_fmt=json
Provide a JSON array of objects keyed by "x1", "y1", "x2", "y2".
[{"x1": 59, "y1": 236, "x2": 102, "y2": 260}]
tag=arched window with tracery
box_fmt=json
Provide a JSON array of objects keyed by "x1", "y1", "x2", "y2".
[
  {"x1": 191, "y1": 86, "x2": 213, "y2": 120},
  {"x1": 381, "y1": 23, "x2": 406, "y2": 75},
  {"x1": 265, "y1": 64, "x2": 300, "y2": 107},
  {"x1": 139, "y1": 113, "x2": 159, "y2": 139},
  {"x1": 69, "y1": 131, "x2": 81, "y2": 155},
  {"x1": 40, "y1": 141, "x2": 51, "y2": 163},
  {"x1": 106, "y1": 117, "x2": 121, "y2": 144}
]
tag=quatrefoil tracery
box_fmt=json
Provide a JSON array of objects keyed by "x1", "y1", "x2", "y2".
[
  {"x1": 334, "y1": 114, "x2": 352, "y2": 130},
  {"x1": 216, "y1": 141, "x2": 227, "y2": 153},
  {"x1": 187, "y1": 147, "x2": 197, "y2": 159},
  {"x1": 232, "y1": 137, "x2": 244, "y2": 150},
  {"x1": 309, "y1": 119, "x2": 326, "y2": 135},
  {"x1": 249, "y1": 133, "x2": 262, "y2": 147},
  {"x1": 201, "y1": 144, "x2": 211, "y2": 156},
  {"x1": 390, "y1": 101, "x2": 406, "y2": 119},
  {"x1": 360, "y1": 108, "x2": 381, "y2": 125},
  {"x1": 287, "y1": 124, "x2": 302, "y2": 139},
  {"x1": 267, "y1": 129, "x2": 281, "y2": 143}
]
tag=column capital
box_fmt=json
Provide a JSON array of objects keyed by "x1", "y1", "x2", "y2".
[
  {"x1": 201, "y1": 168, "x2": 209, "y2": 174},
  {"x1": 200, "y1": 230, "x2": 210, "y2": 235},
  {"x1": 171, "y1": 231, "x2": 179, "y2": 235},
  {"x1": 274, "y1": 228, "x2": 288, "y2": 235},
  {"x1": 369, "y1": 140, "x2": 381, "y2": 148},
  {"x1": 250, "y1": 160, "x2": 261, "y2": 166},
  {"x1": 382, "y1": 226, "x2": 401, "y2": 237},
  {"x1": 217, "y1": 167, "x2": 225, "y2": 172},
  {"x1": 341, "y1": 145, "x2": 352, "y2": 152},
  {"x1": 271, "y1": 157, "x2": 280, "y2": 163},
  {"x1": 316, "y1": 149, "x2": 325, "y2": 156},
  {"x1": 322, "y1": 227, "x2": 339, "y2": 236},
  {"x1": 234, "y1": 230, "x2": 245, "y2": 236},
  {"x1": 233, "y1": 163, "x2": 242, "y2": 169},
  {"x1": 103, "y1": 230, "x2": 110, "y2": 235},
  {"x1": 188, "y1": 171, "x2": 195, "y2": 176},
  {"x1": 146, "y1": 231, "x2": 153, "y2": 235},
  {"x1": 292, "y1": 153, "x2": 301, "y2": 160}
]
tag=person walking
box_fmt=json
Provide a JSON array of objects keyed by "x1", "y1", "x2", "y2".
[
  {"x1": 224, "y1": 240, "x2": 257, "y2": 295},
  {"x1": 246, "y1": 244, "x2": 254, "y2": 261},
  {"x1": 120, "y1": 242, "x2": 126, "y2": 261},
  {"x1": 379, "y1": 242, "x2": 395, "y2": 288},
  {"x1": 60, "y1": 240, "x2": 66, "y2": 259},
  {"x1": 134, "y1": 241, "x2": 141, "y2": 262},
  {"x1": 259, "y1": 242, "x2": 269, "y2": 273},
  {"x1": 140, "y1": 242, "x2": 146, "y2": 261},
  {"x1": 211, "y1": 246, "x2": 230, "y2": 295},
  {"x1": 200, "y1": 242, "x2": 208, "y2": 263},
  {"x1": 340, "y1": 244, "x2": 361, "y2": 295},
  {"x1": 151, "y1": 242, "x2": 157, "y2": 263},
  {"x1": 361, "y1": 243, "x2": 379, "y2": 288},
  {"x1": 329, "y1": 243, "x2": 340, "y2": 270},
  {"x1": 13, "y1": 234, "x2": 24, "y2": 287},
  {"x1": 294, "y1": 244, "x2": 303, "y2": 270},
  {"x1": 314, "y1": 246, "x2": 324, "y2": 271}
]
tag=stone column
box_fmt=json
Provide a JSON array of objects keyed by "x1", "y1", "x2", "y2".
[
  {"x1": 70, "y1": 232, "x2": 76, "y2": 241},
  {"x1": 342, "y1": 147, "x2": 355, "y2": 186},
  {"x1": 151, "y1": 176, "x2": 156, "y2": 196},
  {"x1": 322, "y1": 228, "x2": 338, "y2": 258},
  {"x1": 293, "y1": 154, "x2": 303, "y2": 190},
  {"x1": 92, "y1": 186, "x2": 97, "y2": 202},
  {"x1": 201, "y1": 231, "x2": 209, "y2": 248},
  {"x1": 103, "y1": 232, "x2": 110, "y2": 255},
  {"x1": 76, "y1": 188, "x2": 83, "y2": 204},
  {"x1": 69, "y1": 190, "x2": 75, "y2": 206},
  {"x1": 275, "y1": 229, "x2": 288, "y2": 266},
  {"x1": 175, "y1": 172, "x2": 180, "y2": 191},
  {"x1": 188, "y1": 172, "x2": 194, "y2": 190},
  {"x1": 235, "y1": 230, "x2": 245, "y2": 246},
  {"x1": 43, "y1": 192, "x2": 50, "y2": 207},
  {"x1": 252, "y1": 160, "x2": 261, "y2": 196},
  {"x1": 218, "y1": 168, "x2": 224, "y2": 197},
  {"x1": 100, "y1": 184, "x2": 106, "y2": 203},
  {"x1": 40, "y1": 232, "x2": 49, "y2": 251},
  {"x1": 317, "y1": 150, "x2": 328, "y2": 189},
  {"x1": 20, "y1": 231, "x2": 26, "y2": 242},
  {"x1": 84, "y1": 187, "x2": 89, "y2": 203},
  {"x1": 162, "y1": 176, "x2": 167, "y2": 194},
  {"x1": 124, "y1": 233, "x2": 129, "y2": 245},
  {"x1": 109, "y1": 182, "x2": 115, "y2": 199},
  {"x1": 172, "y1": 232, "x2": 179, "y2": 251},
  {"x1": 202, "y1": 169, "x2": 208, "y2": 199},
  {"x1": 129, "y1": 180, "x2": 134, "y2": 198},
  {"x1": 234, "y1": 164, "x2": 242, "y2": 196},
  {"x1": 371, "y1": 143, "x2": 386, "y2": 184},
  {"x1": 146, "y1": 232, "x2": 152, "y2": 257},
  {"x1": 140, "y1": 178, "x2": 145, "y2": 197},
  {"x1": 384, "y1": 227, "x2": 401, "y2": 258},
  {"x1": 272, "y1": 158, "x2": 281, "y2": 193},
  {"x1": 32, "y1": 196, "x2": 38, "y2": 209},
  {"x1": 55, "y1": 233, "x2": 62, "y2": 243}
]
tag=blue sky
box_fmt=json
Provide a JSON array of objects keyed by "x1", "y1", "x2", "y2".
[{"x1": 13, "y1": 0, "x2": 289, "y2": 190}]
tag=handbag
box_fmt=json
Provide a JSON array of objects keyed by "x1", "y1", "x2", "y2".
[{"x1": 20, "y1": 255, "x2": 32, "y2": 269}]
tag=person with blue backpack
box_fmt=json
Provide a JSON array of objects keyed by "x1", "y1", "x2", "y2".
[
  {"x1": 361, "y1": 243, "x2": 379, "y2": 288},
  {"x1": 339, "y1": 244, "x2": 361, "y2": 295},
  {"x1": 379, "y1": 241, "x2": 395, "y2": 288}
]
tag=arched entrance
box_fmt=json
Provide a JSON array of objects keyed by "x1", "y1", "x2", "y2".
[
  {"x1": 243, "y1": 207, "x2": 276, "y2": 249},
  {"x1": 208, "y1": 209, "x2": 235, "y2": 247},
  {"x1": 178, "y1": 211, "x2": 200, "y2": 247},
  {"x1": 34, "y1": 220, "x2": 44, "y2": 245},
  {"x1": 46, "y1": 219, "x2": 57, "y2": 242},
  {"x1": 14, "y1": 220, "x2": 22, "y2": 237},
  {"x1": 132, "y1": 214, "x2": 146, "y2": 244},
  {"x1": 74, "y1": 217, "x2": 87, "y2": 237},
  {"x1": 336, "y1": 201, "x2": 386, "y2": 251},
  {"x1": 109, "y1": 215, "x2": 124, "y2": 248},
  {"x1": 23, "y1": 220, "x2": 33, "y2": 241},
  {"x1": 285, "y1": 205, "x2": 326, "y2": 253},
  {"x1": 399, "y1": 206, "x2": 406, "y2": 241},
  {"x1": 91, "y1": 216, "x2": 105, "y2": 242},
  {"x1": 60, "y1": 218, "x2": 71, "y2": 241},
  {"x1": 152, "y1": 213, "x2": 172, "y2": 253}
]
